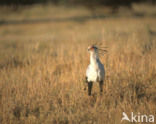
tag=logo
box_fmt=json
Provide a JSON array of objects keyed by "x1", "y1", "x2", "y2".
[{"x1": 121, "y1": 112, "x2": 154, "y2": 123}]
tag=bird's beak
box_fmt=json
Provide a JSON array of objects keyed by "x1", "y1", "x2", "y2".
[{"x1": 88, "y1": 47, "x2": 91, "y2": 51}]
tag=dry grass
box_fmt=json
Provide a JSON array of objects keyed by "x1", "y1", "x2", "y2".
[{"x1": 0, "y1": 4, "x2": 156, "y2": 124}]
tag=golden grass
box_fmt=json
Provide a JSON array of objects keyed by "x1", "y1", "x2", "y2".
[{"x1": 0, "y1": 4, "x2": 156, "y2": 124}]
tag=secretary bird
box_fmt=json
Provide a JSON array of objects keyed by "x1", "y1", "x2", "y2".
[{"x1": 85, "y1": 45, "x2": 107, "y2": 96}]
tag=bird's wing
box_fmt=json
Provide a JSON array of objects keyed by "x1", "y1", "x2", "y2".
[{"x1": 98, "y1": 62, "x2": 104, "y2": 73}]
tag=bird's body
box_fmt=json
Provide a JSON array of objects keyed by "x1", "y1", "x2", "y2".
[
  {"x1": 86, "y1": 52, "x2": 105, "y2": 82},
  {"x1": 85, "y1": 45, "x2": 106, "y2": 96}
]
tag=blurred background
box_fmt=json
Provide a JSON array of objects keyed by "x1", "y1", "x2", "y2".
[
  {"x1": 0, "y1": 0, "x2": 156, "y2": 7},
  {"x1": 0, "y1": 0, "x2": 156, "y2": 25}
]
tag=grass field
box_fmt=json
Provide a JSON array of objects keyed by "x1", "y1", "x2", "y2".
[{"x1": 0, "y1": 4, "x2": 156, "y2": 124}]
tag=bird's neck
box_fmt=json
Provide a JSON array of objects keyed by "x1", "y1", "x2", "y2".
[{"x1": 90, "y1": 52, "x2": 99, "y2": 65}]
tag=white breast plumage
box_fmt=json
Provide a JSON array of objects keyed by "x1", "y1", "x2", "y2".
[{"x1": 86, "y1": 60, "x2": 105, "y2": 82}]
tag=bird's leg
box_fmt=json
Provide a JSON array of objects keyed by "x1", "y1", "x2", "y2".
[
  {"x1": 99, "y1": 80, "x2": 103, "y2": 94},
  {"x1": 88, "y1": 82, "x2": 93, "y2": 96},
  {"x1": 84, "y1": 77, "x2": 88, "y2": 91}
]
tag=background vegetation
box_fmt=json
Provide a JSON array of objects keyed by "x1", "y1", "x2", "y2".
[
  {"x1": 0, "y1": 2, "x2": 156, "y2": 124},
  {"x1": 0, "y1": 0, "x2": 155, "y2": 5}
]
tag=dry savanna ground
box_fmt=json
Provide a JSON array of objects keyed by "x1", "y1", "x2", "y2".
[{"x1": 0, "y1": 4, "x2": 156, "y2": 124}]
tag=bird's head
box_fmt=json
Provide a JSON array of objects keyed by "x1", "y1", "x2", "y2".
[
  {"x1": 88, "y1": 45, "x2": 98, "y2": 53},
  {"x1": 88, "y1": 45, "x2": 107, "y2": 55}
]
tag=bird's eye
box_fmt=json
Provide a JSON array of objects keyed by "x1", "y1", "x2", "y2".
[{"x1": 90, "y1": 47, "x2": 94, "y2": 50}]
